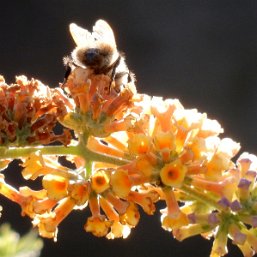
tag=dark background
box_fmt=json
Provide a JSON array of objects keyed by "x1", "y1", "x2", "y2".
[{"x1": 0, "y1": 1, "x2": 256, "y2": 257}]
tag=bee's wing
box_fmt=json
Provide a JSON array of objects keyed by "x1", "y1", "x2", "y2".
[
  {"x1": 92, "y1": 19, "x2": 116, "y2": 47},
  {"x1": 69, "y1": 23, "x2": 93, "y2": 46}
]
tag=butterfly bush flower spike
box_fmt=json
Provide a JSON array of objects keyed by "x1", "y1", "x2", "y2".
[{"x1": 0, "y1": 20, "x2": 256, "y2": 257}]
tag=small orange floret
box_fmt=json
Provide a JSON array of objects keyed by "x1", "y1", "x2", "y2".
[
  {"x1": 154, "y1": 131, "x2": 175, "y2": 151},
  {"x1": 128, "y1": 134, "x2": 151, "y2": 155},
  {"x1": 120, "y1": 202, "x2": 140, "y2": 227},
  {"x1": 160, "y1": 160, "x2": 187, "y2": 187},
  {"x1": 42, "y1": 174, "x2": 68, "y2": 200},
  {"x1": 110, "y1": 169, "x2": 131, "y2": 198},
  {"x1": 91, "y1": 170, "x2": 110, "y2": 194},
  {"x1": 84, "y1": 215, "x2": 112, "y2": 237},
  {"x1": 161, "y1": 211, "x2": 189, "y2": 231},
  {"x1": 69, "y1": 182, "x2": 89, "y2": 206}
]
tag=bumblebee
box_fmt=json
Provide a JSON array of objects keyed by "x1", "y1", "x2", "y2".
[{"x1": 64, "y1": 19, "x2": 134, "y2": 89}]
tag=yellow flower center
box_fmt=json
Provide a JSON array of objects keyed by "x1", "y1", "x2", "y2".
[
  {"x1": 160, "y1": 160, "x2": 187, "y2": 187},
  {"x1": 91, "y1": 170, "x2": 110, "y2": 194}
]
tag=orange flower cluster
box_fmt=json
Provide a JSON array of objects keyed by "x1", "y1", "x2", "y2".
[
  {"x1": 0, "y1": 65, "x2": 256, "y2": 257},
  {"x1": 61, "y1": 67, "x2": 136, "y2": 137},
  {"x1": 0, "y1": 75, "x2": 71, "y2": 146}
]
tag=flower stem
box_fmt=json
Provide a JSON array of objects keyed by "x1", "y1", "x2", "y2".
[
  {"x1": 181, "y1": 183, "x2": 223, "y2": 211},
  {"x1": 0, "y1": 145, "x2": 78, "y2": 159},
  {"x1": 0, "y1": 144, "x2": 129, "y2": 166}
]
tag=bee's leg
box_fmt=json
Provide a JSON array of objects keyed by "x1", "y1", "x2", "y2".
[
  {"x1": 62, "y1": 56, "x2": 78, "y2": 87},
  {"x1": 127, "y1": 71, "x2": 135, "y2": 83},
  {"x1": 64, "y1": 65, "x2": 72, "y2": 84},
  {"x1": 108, "y1": 56, "x2": 121, "y2": 92},
  {"x1": 113, "y1": 72, "x2": 131, "y2": 92},
  {"x1": 110, "y1": 56, "x2": 121, "y2": 81}
]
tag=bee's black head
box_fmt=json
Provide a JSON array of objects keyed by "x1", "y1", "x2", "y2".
[
  {"x1": 84, "y1": 48, "x2": 101, "y2": 64},
  {"x1": 83, "y1": 47, "x2": 113, "y2": 73}
]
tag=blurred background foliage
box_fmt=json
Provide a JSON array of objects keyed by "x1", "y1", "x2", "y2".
[{"x1": 0, "y1": 223, "x2": 43, "y2": 257}]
